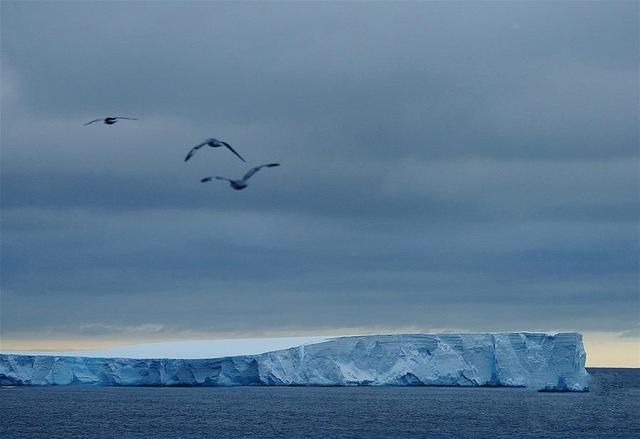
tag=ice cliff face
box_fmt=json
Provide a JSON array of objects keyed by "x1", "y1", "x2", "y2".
[{"x1": 0, "y1": 333, "x2": 590, "y2": 391}]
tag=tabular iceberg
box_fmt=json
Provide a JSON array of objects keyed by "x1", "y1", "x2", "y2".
[{"x1": 0, "y1": 333, "x2": 590, "y2": 391}]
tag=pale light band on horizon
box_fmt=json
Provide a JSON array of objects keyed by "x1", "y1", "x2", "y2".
[{"x1": 1, "y1": 332, "x2": 638, "y2": 368}]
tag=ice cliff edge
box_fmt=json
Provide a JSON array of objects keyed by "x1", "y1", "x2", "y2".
[{"x1": 0, "y1": 332, "x2": 590, "y2": 391}]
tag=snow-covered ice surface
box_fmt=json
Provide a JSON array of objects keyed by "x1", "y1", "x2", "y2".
[
  {"x1": 0, "y1": 333, "x2": 591, "y2": 391},
  {"x1": 0, "y1": 336, "x2": 331, "y2": 359}
]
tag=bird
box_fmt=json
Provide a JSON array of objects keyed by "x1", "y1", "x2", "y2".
[
  {"x1": 201, "y1": 163, "x2": 280, "y2": 190},
  {"x1": 84, "y1": 116, "x2": 138, "y2": 126},
  {"x1": 184, "y1": 138, "x2": 245, "y2": 163}
]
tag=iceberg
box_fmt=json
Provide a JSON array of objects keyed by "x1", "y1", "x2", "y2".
[{"x1": 0, "y1": 332, "x2": 590, "y2": 391}]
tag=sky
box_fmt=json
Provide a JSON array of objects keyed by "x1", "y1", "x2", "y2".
[{"x1": 1, "y1": 1, "x2": 638, "y2": 366}]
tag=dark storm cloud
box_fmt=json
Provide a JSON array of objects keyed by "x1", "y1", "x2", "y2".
[
  {"x1": 1, "y1": 1, "x2": 638, "y2": 340},
  {"x1": 2, "y1": 1, "x2": 637, "y2": 160}
]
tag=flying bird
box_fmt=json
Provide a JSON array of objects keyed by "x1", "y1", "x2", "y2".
[
  {"x1": 201, "y1": 163, "x2": 280, "y2": 190},
  {"x1": 184, "y1": 138, "x2": 245, "y2": 162},
  {"x1": 84, "y1": 116, "x2": 138, "y2": 126}
]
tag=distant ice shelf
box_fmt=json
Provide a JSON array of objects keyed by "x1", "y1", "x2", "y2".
[
  {"x1": 0, "y1": 333, "x2": 590, "y2": 391},
  {"x1": 1, "y1": 336, "x2": 332, "y2": 359}
]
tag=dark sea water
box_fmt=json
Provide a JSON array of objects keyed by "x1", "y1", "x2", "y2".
[{"x1": 1, "y1": 368, "x2": 638, "y2": 438}]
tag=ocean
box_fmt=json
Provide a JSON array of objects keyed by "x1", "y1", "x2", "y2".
[{"x1": 1, "y1": 368, "x2": 638, "y2": 438}]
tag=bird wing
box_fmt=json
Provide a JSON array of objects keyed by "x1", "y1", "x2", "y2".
[
  {"x1": 184, "y1": 141, "x2": 208, "y2": 162},
  {"x1": 201, "y1": 176, "x2": 230, "y2": 183},
  {"x1": 242, "y1": 163, "x2": 280, "y2": 182},
  {"x1": 84, "y1": 119, "x2": 102, "y2": 126},
  {"x1": 221, "y1": 142, "x2": 246, "y2": 162},
  {"x1": 114, "y1": 117, "x2": 139, "y2": 120}
]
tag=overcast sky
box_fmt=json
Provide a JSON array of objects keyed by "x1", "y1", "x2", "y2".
[{"x1": 1, "y1": 1, "x2": 638, "y2": 354}]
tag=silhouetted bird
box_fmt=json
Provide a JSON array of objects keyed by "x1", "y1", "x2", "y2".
[
  {"x1": 201, "y1": 163, "x2": 280, "y2": 190},
  {"x1": 184, "y1": 138, "x2": 245, "y2": 162},
  {"x1": 84, "y1": 117, "x2": 138, "y2": 126}
]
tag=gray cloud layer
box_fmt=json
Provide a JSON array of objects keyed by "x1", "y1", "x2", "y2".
[{"x1": 1, "y1": 1, "x2": 638, "y2": 341}]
